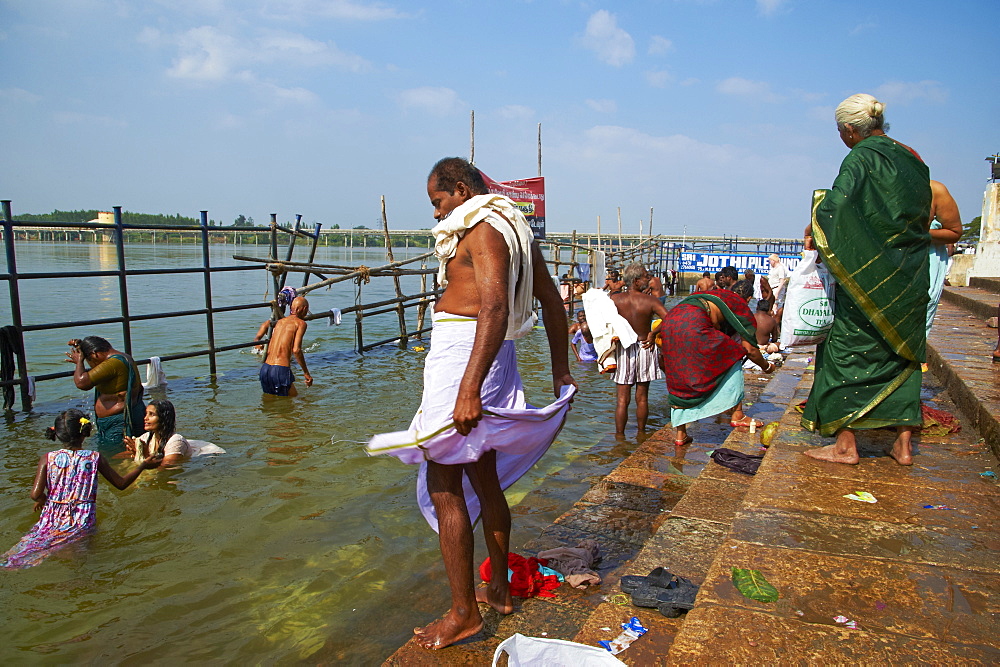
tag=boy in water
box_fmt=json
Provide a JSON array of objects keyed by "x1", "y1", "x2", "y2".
[{"x1": 255, "y1": 296, "x2": 313, "y2": 396}]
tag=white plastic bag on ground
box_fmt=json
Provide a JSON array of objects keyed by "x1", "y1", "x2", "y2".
[
  {"x1": 779, "y1": 250, "x2": 835, "y2": 348},
  {"x1": 492, "y1": 633, "x2": 626, "y2": 666}
]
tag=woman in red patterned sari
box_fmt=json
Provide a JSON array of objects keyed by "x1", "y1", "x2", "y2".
[{"x1": 659, "y1": 286, "x2": 775, "y2": 446}]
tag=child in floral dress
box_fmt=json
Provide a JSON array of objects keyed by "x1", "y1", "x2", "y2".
[{"x1": 1, "y1": 409, "x2": 161, "y2": 569}]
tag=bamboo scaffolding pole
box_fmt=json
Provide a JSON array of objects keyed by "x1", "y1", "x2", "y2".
[
  {"x1": 232, "y1": 250, "x2": 434, "y2": 273},
  {"x1": 381, "y1": 196, "x2": 408, "y2": 349},
  {"x1": 416, "y1": 258, "x2": 428, "y2": 337},
  {"x1": 304, "y1": 290, "x2": 440, "y2": 321},
  {"x1": 617, "y1": 207, "x2": 623, "y2": 251},
  {"x1": 255, "y1": 264, "x2": 435, "y2": 277}
]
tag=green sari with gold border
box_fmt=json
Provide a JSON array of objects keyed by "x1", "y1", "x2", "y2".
[{"x1": 801, "y1": 135, "x2": 931, "y2": 436}]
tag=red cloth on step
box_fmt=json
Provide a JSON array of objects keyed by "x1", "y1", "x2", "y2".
[{"x1": 479, "y1": 552, "x2": 560, "y2": 598}]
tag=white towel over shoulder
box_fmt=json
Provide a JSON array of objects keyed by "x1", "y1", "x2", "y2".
[{"x1": 432, "y1": 194, "x2": 537, "y2": 340}]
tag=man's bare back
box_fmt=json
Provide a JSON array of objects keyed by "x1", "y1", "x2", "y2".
[
  {"x1": 754, "y1": 309, "x2": 778, "y2": 347},
  {"x1": 645, "y1": 274, "x2": 666, "y2": 300},
  {"x1": 257, "y1": 296, "x2": 313, "y2": 393},
  {"x1": 611, "y1": 290, "x2": 668, "y2": 339},
  {"x1": 695, "y1": 274, "x2": 715, "y2": 292}
]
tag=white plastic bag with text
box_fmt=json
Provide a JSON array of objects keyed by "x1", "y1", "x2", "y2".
[{"x1": 779, "y1": 250, "x2": 835, "y2": 348}]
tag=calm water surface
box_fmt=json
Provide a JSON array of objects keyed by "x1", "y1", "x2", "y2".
[{"x1": 0, "y1": 242, "x2": 676, "y2": 663}]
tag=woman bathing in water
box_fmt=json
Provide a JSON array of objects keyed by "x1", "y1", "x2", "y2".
[{"x1": 125, "y1": 399, "x2": 191, "y2": 466}]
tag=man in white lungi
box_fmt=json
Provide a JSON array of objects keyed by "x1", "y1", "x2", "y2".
[
  {"x1": 610, "y1": 263, "x2": 668, "y2": 434},
  {"x1": 410, "y1": 157, "x2": 575, "y2": 649}
]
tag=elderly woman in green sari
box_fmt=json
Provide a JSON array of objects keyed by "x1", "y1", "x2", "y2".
[
  {"x1": 67, "y1": 336, "x2": 145, "y2": 454},
  {"x1": 802, "y1": 94, "x2": 931, "y2": 465}
]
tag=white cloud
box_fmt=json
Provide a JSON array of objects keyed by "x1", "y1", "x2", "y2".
[
  {"x1": 645, "y1": 70, "x2": 673, "y2": 88},
  {"x1": 648, "y1": 35, "x2": 673, "y2": 56},
  {"x1": 849, "y1": 21, "x2": 877, "y2": 35},
  {"x1": 157, "y1": 25, "x2": 370, "y2": 82},
  {"x1": 498, "y1": 105, "x2": 534, "y2": 119},
  {"x1": 756, "y1": 0, "x2": 789, "y2": 16},
  {"x1": 255, "y1": 80, "x2": 320, "y2": 105},
  {"x1": 262, "y1": 0, "x2": 407, "y2": 20},
  {"x1": 577, "y1": 125, "x2": 734, "y2": 166},
  {"x1": 807, "y1": 105, "x2": 833, "y2": 123},
  {"x1": 52, "y1": 111, "x2": 126, "y2": 128},
  {"x1": 397, "y1": 86, "x2": 463, "y2": 116},
  {"x1": 716, "y1": 77, "x2": 784, "y2": 103},
  {"x1": 875, "y1": 80, "x2": 947, "y2": 105},
  {"x1": 586, "y1": 98, "x2": 617, "y2": 113},
  {"x1": 582, "y1": 10, "x2": 635, "y2": 67},
  {"x1": 167, "y1": 26, "x2": 240, "y2": 81},
  {"x1": 0, "y1": 88, "x2": 42, "y2": 104}
]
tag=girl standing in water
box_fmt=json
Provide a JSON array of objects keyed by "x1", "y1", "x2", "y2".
[{"x1": 1, "y1": 409, "x2": 161, "y2": 569}]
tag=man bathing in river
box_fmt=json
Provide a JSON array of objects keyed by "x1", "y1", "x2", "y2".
[
  {"x1": 611, "y1": 264, "x2": 668, "y2": 434},
  {"x1": 694, "y1": 271, "x2": 714, "y2": 293},
  {"x1": 254, "y1": 296, "x2": 313, "y2": 396},
  {"x1": 406, "y1": 157, "x2": 575, "y2": 650}
]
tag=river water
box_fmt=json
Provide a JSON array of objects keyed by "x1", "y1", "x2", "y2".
[{"x1": 0, "y1": 241, "x2": 685, "y2": 663}]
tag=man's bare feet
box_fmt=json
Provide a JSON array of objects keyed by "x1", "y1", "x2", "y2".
[
  {"x1": 475, "y1": 583, "x2": 514, "y2": 614},
  {"x1": 803, "y1": 444, "x2": 860, "y2": 465},
  {"x1": 413, "y1": 611, "x2": 483, "y2": 650}
]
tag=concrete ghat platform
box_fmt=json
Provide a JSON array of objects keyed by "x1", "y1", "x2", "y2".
[{"x1": 383, "y1": 312, "x2": 1000, "y2": 663}]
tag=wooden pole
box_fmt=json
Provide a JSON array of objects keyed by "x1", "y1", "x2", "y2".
[
  {"x1": 618, "y1": 206, "x2": 625, "y2": 260},
  {"x1": 470, "y1": 110, "x2": 475, "y2": 164},
  {"x1": 417, "y1": 259, "x2": 428, "y2": 338},
  {"x1": 537, "y1": 123, "x2": 542, "y2": 177},
  {"x1": 382, "y1": 196, "x2": 408, "y2": 349}
]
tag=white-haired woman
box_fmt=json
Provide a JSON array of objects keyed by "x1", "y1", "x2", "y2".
[{"x1": 801, "y1": 94, "x2": 932, "y2": 466}]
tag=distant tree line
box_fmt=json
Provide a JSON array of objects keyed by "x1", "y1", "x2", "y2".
[{"x1": 16, "y1": 209, "x2": 211, "y2": 226}]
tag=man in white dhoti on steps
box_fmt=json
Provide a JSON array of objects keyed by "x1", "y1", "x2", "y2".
[{"x1": 367, "y1": 157, "x2": 575, "y2": 650}]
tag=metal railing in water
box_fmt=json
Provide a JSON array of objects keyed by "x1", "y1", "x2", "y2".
[{"x1": 0, "y1": 201, "x2": 322, "y2": 413}]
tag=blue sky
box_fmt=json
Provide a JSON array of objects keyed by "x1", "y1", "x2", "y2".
[{"x1": 1, "y1": 0, "x2": 997, "y2": 238}]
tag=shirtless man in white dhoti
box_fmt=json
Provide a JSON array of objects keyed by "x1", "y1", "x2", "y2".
[{"x1": 412, "y1": 157, "x2": 576, "y2": 650}]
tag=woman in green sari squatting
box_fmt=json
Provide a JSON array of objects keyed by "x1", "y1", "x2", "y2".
[{"x1": 802, "y1": 94, "x2": 931, "y2": 465}]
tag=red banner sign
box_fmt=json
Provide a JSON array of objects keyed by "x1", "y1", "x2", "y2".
[{"x1": 480, "y1": 173, "x2": 546, "y2": 239}]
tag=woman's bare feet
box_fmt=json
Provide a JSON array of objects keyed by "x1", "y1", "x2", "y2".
[
  {"x1": 886, "y1": 427, "x2": 914, "y2": 465},
  {"x1": 804, "y1": 429, "x2": 859, "y2": 465},
  {"x1": 413, "y1": 609, "x2": 483, "y2": 650},
  {"x1": 475, "y1": 583, "x2": 514, "y2": 614}
]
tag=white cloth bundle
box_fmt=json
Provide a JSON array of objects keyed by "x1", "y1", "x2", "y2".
[
  {"x1": 142, "y1": 356, "x2": 167, "y2": 389},
  {"x1": 581, "y1": 289, "x2": 638, "y2": 373}
]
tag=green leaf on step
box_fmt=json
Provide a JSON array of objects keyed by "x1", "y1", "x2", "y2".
[{"x1": 731, "y1": 567, "x2": 779, "y2": 603}]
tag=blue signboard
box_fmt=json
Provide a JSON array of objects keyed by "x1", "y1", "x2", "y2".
[{"x1": 679, "y1": 252, "x2": 801, "y2": 274}]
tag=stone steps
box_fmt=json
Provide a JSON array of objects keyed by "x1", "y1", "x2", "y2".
[
  {"x1": 970, "y1": 275, "x2": 1000, "y2": 294},
  {"x1": 940, "y1": 285, "x2": 999, "y2": 321},
  {"x1": 665, "y1": 349, "x2": 1000, "y2": 663}
]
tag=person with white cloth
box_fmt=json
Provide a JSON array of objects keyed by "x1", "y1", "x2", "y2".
[{"x1": 367, "y1": 158, "x2": 576, "y2": 650}]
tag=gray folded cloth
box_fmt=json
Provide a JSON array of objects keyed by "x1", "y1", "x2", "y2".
[{"x1": 537, "y1": 539, "x2": 602, "y2": 588}]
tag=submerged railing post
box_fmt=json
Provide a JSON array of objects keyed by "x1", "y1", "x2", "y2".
[
  {"x1": 200, "y1": 211, "x2": 217, "y2": 375},
  {"x1": 2, "y1": 200, "x2": 32, "y2": 412},
  {"x1": 113, "y1": 207, "x2": 133, "y2": 355}
]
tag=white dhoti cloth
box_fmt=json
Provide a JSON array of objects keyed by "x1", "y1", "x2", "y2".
[
  {"x1": 366, "y1": 313, "x2": 575, "y2": 532},
  {"x1": 581, "y1": 289, "x2": 638, "y2": 374}
]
